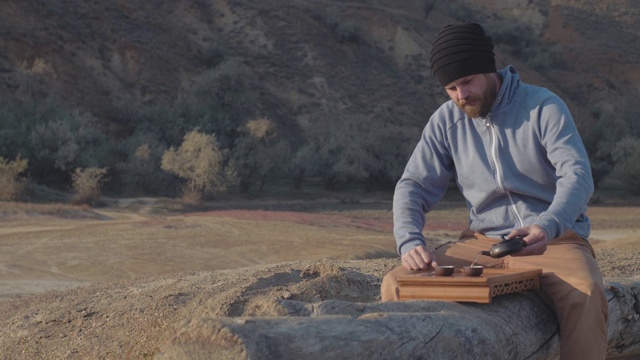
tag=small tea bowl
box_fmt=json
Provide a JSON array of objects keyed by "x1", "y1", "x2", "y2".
[
  {"x1": 434, "y1": 265, "x2": 455, "y2": 277},
  {"x1": 462, "y1": 265, "x2": 484, "y2": 277}
]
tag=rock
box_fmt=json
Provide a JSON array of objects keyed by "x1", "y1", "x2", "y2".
[{"x1": 156, "y1": 280, "x2": 640, "y2": 360}]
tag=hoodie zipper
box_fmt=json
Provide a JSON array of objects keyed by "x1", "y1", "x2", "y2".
[{"x1": 484, "y1": 116, "x2": 525, "y2": 228}]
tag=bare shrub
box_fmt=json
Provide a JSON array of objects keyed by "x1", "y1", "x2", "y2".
[
  {"x1": 292, "y1": 113, "x2": 414, "y2": 191},
  {"x1": 161, "y1": 130, "x2": 236, "y2": 203},
  {"x1": 0, "y1": 156, "x2": 28, "y2": 200},
  {"x1": 30, "y1": 111, "x2": 108, "y2": 172},
  {"x1": 179, "y1": 60, "x2": 258, "y2": 146},
  {"x1": 27, "y1": 110, "x2": 113, "y2": 190},
  {"x1": 70, "y1": 167, "x2": 108, "y2": 206},
  {"x1": 232, "y1": 118, "x2": 290, "y2": 192},
  {"x1": 117, "y1": 132, "x2": 173, "y2": 196}
]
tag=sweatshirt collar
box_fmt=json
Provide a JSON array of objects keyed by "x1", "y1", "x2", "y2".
[{"x1": 492, "y1": 65, "x2": 520, "y2": 112}]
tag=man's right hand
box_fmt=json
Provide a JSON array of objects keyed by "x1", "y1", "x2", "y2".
[{"x1": 401, "y1": 245, "x2": 438, "y2": 270}]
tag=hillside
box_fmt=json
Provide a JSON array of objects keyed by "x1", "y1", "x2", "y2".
[
  {"x1": 1, "y1": 0, "x2": 435, "y2": 133},
  {"x1": 1, "y1": 0, "x2": 639, "y2": 195}
]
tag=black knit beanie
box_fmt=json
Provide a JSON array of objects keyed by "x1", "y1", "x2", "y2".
[{"x1": 430, "y1": 23, "x2": 496, "y2": 86}]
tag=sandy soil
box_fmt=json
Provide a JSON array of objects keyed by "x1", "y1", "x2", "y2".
[{"x1": 0, "y1": 199, "x2": 638, "y2": 358}]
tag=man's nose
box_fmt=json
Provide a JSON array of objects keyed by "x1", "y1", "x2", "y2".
[{"x1": 458, "y1": 88, "x2": 469, "y2": 100}]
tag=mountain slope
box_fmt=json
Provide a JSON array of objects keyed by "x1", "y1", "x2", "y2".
[{"x1": 0, "y1": 0, "x2": 638, "y2": 193}]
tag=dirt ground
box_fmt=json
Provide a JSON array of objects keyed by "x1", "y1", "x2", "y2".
[{"x1": 0, "y1": 198, "x2": 638, "y2": 358}]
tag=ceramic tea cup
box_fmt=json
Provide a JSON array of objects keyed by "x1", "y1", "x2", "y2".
[
  {"x1": 434, "y1": 265, "x2": 455, "y2": 276},
  {"x1": 462, "y1": 265, "x2": 484, "y2": 277}
]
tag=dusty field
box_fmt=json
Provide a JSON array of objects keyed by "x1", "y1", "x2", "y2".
[
  {"x1": 0, "y1": 198, "x2": 399, "y2": 300},
  {"x1": 0, "y1": 197, "x2": 638, "y2": 358}
]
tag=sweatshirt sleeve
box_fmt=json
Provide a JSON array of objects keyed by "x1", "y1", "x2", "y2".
[
  {"x1": 393, "y1": 113, "x2": 455, "y2": 255},
  {"x1": 534, "y1": 96, "x2": 594, "y2": 240}
]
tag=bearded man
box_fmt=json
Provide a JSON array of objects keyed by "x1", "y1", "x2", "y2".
[{"x1": 381, "y1": 22, "x2": 608, "y2": 360}]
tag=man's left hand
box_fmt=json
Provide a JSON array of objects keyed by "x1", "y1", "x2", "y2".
[{"x1": 508, "y1": 225, "x2": 549, "y2": 256}]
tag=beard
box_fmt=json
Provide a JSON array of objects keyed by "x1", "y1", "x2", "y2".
[{"x1": 456, "y1": 75, "x2": 498, "y2": 118}]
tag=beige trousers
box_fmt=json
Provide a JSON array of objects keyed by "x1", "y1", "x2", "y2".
[{"x1": 381, "y1": 230, "x2": 608, "y2": 360}]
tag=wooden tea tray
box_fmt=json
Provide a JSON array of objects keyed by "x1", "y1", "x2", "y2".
[{"x1": 397, "y1": 268, "x2": 542, "y2": 304}]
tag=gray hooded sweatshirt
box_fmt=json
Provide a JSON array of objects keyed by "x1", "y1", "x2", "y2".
[{"x1": 393, "y1": 66, "x2": 593, "y2": 256}]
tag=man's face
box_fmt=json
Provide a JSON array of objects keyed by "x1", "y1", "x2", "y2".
[{"x1": 444, "y1": 73, "x2": 497, "y2": 118}]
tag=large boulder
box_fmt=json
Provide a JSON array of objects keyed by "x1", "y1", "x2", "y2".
[{"x1": 156, "y1": 279, "x2": 640, "y2": 359}]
